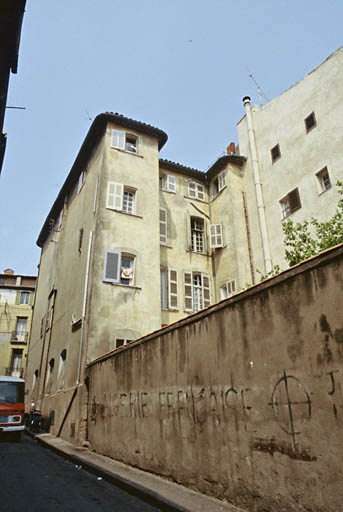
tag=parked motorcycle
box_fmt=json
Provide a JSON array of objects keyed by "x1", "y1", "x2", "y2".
[{"x1": 25, "y1": 409, "x2": 43, "y2": 433}]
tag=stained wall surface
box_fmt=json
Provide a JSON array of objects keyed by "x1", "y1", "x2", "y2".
[{"x1": 87, "y1": 244, "x2": 343, "y2": 512}]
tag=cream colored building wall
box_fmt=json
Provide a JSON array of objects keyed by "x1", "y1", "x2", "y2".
[
  {"x1": 158, "y1": 167, "x2": 212, "y2": 326},
  {"x1": 210, "y1": 164, "x2": 252, "y2": 297},
  {"x1": 238, "y1": 47, "x2": 343, "y2": 272},
  {"x1": 86, "y1": 123, "x2": 162, "y2": 362},
  {"x1": 26, "y1": 137, "x2": 105, "y2": 417},
  {"x1": 0, "y1": 289, "x2": 34, "y2": 377}
]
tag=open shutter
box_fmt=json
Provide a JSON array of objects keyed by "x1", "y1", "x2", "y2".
[
  {"x1": 111, "y1": 129, "x2": 125, "y2": 149},
  {"x1": 106, "y1": 182, "x2": 123, "y2": 211},
  {"x1": 186, "y1": 214, "x2": 192, "y2": 250},
  {"x1": 202, "y1": 273, "x2": 211, "y2": 308},
  {"x1": 159, "y1": 208, "x2": 168, "y2": 244},
  {"x1": 103, "y1": 250, "x2": 121, "y2": 283},
  {"x1": 184, "y1": 271, "x2": 193, "y2": 312},
  {"x1": 197, "y1": 184, "x2": 204, "y2": 200},
  {"x1": 289, "y1": 188, "x2": 301, "y2": 213},
  {"x1": 160, "y1": 269, "x2": 168, "y2": 310},
  {"x1": 167, "y1": 174, "x2": 176, "y2": 193},
  {"x1": 209, "y1": 224, "x2": 223, "y2": 248},
  {"x1": 168, "y1": 268, "x2": 178, "y2": 310}
]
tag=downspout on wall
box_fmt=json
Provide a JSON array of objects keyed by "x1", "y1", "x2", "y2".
[{"x1": 242, "y1": 96, "x2": 272, "y2": 274}]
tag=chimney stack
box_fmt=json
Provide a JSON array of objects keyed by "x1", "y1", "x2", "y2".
[
  {"x1": 226, "y1": 142, "x2": 236, "y2": 155},
  {"x1": 3, "y1": 269, "x2": 14, "y2": 275}
]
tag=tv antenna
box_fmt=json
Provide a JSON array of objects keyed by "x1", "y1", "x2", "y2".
[{"x1": 247, "y1": 68, "x2": 270, "y2": 106}]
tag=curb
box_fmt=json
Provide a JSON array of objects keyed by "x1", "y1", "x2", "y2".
[{"x1": 24, "y1": 430, "x2": 244, "y2": 512}]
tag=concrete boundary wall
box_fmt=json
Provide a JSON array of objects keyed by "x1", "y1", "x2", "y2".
[{"x1": 87, "y1": 244, "x2": 343, "y2": 512}]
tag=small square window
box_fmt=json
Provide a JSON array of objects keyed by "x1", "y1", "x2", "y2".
[
  {"x1": 220, "y1": 279, "x2": 236, "y2": 299},
  {"x1": 305, "y1": 112, "x2": 317, "y2": 133},
  {"x1": 120, "y1": 255, "x2": 134, "y2": 285},
  {"x1": 316, "y1": 166, "x2": 331, "y2": 193},
  {"x1": 123, "y1": 189, "x2": 135, "y2": 214},
  {"x1": 271, "y1": 144, "x2": 281, "y2": 163}
]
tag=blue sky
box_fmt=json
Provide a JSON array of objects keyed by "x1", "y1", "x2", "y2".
[{"x1": 1, "y1": 0, "x2": 342, "y2": 276}]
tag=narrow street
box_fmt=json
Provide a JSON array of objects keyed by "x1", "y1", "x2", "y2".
[{"x1": 0, "y1": 433, "x2": 160, "y2": 512}]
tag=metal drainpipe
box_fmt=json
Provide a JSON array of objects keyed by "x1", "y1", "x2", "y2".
[
  {"x1": 77, "y1": 230, "x2": 93, "y2": 385},
  {"x1": 242, "y1": 96, "x2": 272, "y2": 274}
]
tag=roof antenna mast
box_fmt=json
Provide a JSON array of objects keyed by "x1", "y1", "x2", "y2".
[{"x1": 247, "y1": 69, "x2": 270, "y2": 106}]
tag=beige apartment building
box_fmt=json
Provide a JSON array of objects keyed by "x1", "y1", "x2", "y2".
[
  {"x1": 25, "y1": 47, "x2": 343, "y2": 443},
  {"x1": 0, "y1": 269, "x2": 36, "y2": 378}
]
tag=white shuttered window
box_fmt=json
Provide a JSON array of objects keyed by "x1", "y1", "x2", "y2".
[
  {"x1": 111, "y1": 129, "x2": 125, "y2": 150},
  {"x1": 103, "y1": 250, "x2": 121, "y2": 283},
  {"x1": 183, "y1": 271, "x2": 210, "y2": 313},
  {"x1": 160, "y1": 208, "x2": 168, "y2": 244},
  {"x1": 209, "y1": 224, "x2": 223, "y2": 248},
  {"x1": 106, "y1": 182, "x2": 124, "y2": 211},
  {"x1": 168, "y1": 268, "x2": 178, "y2": 309}
]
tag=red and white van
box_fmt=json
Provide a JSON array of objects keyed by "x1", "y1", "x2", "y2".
[{"x1": 0, "y1": 376, "x2": 25, "y2": 440}]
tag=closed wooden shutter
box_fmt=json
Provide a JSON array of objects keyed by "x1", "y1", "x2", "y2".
[
  {"x1": 184, "y1": 271, "x2": 193, "y2": 312},
  {"x1": 103, "y1": 250, "x2": 121, "y2": 282},
  {"x1": 111, "y1": 129, "x2": 125, "y2": 149},
  {"x1": 160, "y1": 208, "x2": 167, "y2": 243},
  {"x1": 168, "y1": 268, "x2": 178, "y2": 309}
]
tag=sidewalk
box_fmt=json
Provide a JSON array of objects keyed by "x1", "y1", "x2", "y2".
[{"x1": 25, "y1": 430, "x2": 246, "y2": 512}]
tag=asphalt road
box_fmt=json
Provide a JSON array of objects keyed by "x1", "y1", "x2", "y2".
[{"x1": 0, "y1": 433, "x2": 160, "y2": 512}]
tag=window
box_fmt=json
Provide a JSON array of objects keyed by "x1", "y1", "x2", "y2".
[
  {"x1": 77, "y1": 171, "x2": 85, "y2": 193},
  {"x1": 160, "y1": 173, "x2": 176, "y2": 193},
  {"x1": 191, "y1": 217, "x2": 205, "y2": 253},
  {"x1": 57, "y1": 209, "x2": 63, "y2": 229},
  {"x1": 220, "y1": 279, "x2": 236, "y2": 299},
  {"x1": 316, "y1": 167, "x2": 331, "y2": 193},
  {"x1": 184, "y1": 271, "x2": 211, "y2": 312},
  {"x1": 213, "y1": 171, "x2": 226, "y2": 196},
  {"x1": 280, "y1": 188, "x2": 301, "y2": 218},
  {"x1": 10, "y1": 349, "x2": 23, "y2": 377},
  {"x1": 32, "y1": 369, "x2": 39, "y2": 390},
  {"x1": 106, "y1": 182, "x2": 136, "y2": 214},
  {"x1": 188, "y1": 181, "x2": 204, "y2": 200},
  {"x1": 209, "y1": 224, "x2": 223, "y2": 249},
  {"x1": 78, "y1": 228, "x2": 83, "y2": 252},
  {"x1": 160, "y1": 267, "x2": 178, "y2": 310},
  {"x1": 46, "y1": 358, "x2": 55, "y2": 394},
  {"x1": 20, "y1": 292, "x2": 30, "y2": 305},
  {"x1": 15, "y1": 317, "x2": 27, "y2": 341},
  {"x1": 271, "y1": 144, "x2": 281, "y2": 163},
  {"x1": 103, "y1": 250, "x2": 135, "y2": 286},
  {"x1": 305, "y1": 111, "x2": 316, "y2": 133},
  {"x1": 115, "y1": 338, "x2": 133, "y2": 349},
  {"x1": 160, "y1": 208, "x2": 168, "y2": 244},
  {"x1": 111, "y1": 129, "x2": 138, "y2": 153},
  {"x1": 57, "y1": 350, "x2": 67, "y2": 390}
]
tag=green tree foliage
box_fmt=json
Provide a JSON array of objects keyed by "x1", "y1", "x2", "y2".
[{"x1": 282, "y1": 181, "x2": 343, "y2": 266}]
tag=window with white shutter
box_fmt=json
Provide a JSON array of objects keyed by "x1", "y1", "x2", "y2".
[
  {"x1": 220, "y1": 279, "x2": 236, "y2": 299},
  {"x1": 213, "y1": 171, "x2": 226, "y2": 196},
  {"x1": 160, "y1": 268, "x2": 168, "y2": 310},
  {"x1": 184, "y1": 271, "x2": 193, "y2": 312},
  {"x1": 168, "y1": 268, "x2": 178, "y2": 309},
  {"x1": 188, "y1": 181, "x2": 204, "y2": 200},
  {"x1": 167, "y1": 174, "x2": 176, "y2": 193},
  {"x1": 160, "y1": 208, "x2": 168, "y2": 244},
  {"x1": 209, "y1": 224, "x2": 223, "y2": 248},
  {"x1": 103, "y1": 250, "x2": 121, "y2": 283},
  {"x1": 106, "y1": 182, "x2": 124, "y2": 211},
  {"x1": 111, "y1": 129, "x2": 125, "y2": 150},
  {"x1": 184, "y1": 271, "x2": 211, "y2": 312}
]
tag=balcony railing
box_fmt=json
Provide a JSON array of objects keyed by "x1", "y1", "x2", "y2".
[
  {"x1": 10, "y1": 331, "x2": 28, "y2": 343},
  {"x1": 5, "y1": 367, "x2": 24, "y2": 378}
]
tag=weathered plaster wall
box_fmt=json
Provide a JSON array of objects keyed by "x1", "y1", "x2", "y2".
[
  {"x1": 87, "y1": 244, "x2": 343, "y2": 512},
  {"x1": 238, "y1": 47, "x2": 343, "y2": 273}
]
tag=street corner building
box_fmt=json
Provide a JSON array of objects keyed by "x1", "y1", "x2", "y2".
[
  {"x1": 24, "y1": 48, "x2": 343, "y2": 510},
  {"x1": 0, "y1": 269, "x2": 36, "y2": 378}
]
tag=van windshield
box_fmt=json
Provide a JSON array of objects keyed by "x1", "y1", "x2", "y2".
[{"x1": 0, "y1": 382, "x2": 24, "y2": 403}]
